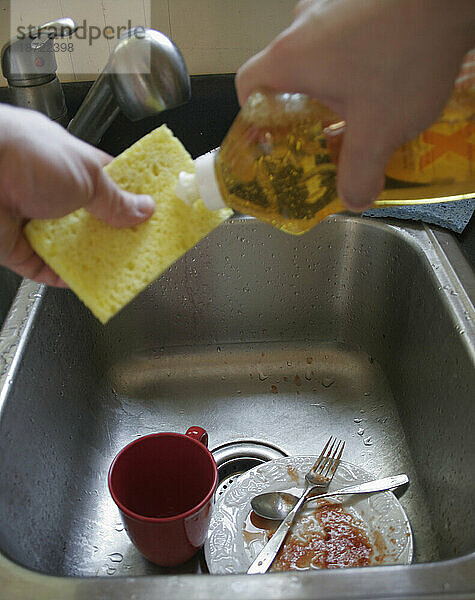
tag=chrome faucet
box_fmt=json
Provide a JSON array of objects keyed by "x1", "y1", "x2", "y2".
[
  {"x1": 2, "y1": 19, "x2": 191, "y2": 145},
  {"x1": 1, "y1": 18, "x2": 77, "y2": 126}
]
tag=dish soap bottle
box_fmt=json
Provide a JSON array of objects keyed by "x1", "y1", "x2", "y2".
[{"x1": 176, "y1": 54, "x2": 474, "y2": 235}]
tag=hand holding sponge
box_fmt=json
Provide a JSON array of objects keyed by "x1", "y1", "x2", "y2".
[{"x1": 24, "y1": 125, "x2": 232, "y2": 323}]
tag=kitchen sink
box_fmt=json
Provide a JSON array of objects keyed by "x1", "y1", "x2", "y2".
[
  {"x1": 1, "y1": 214, "x2": 474, "y2": 599},
  {"x1": 0, "y1": 76, "x2": 474, "y2": 599}
]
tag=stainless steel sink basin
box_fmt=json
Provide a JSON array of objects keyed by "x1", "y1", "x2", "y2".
[{"x1": 0, "y1": 210, "x2": 474, "y2": 599}]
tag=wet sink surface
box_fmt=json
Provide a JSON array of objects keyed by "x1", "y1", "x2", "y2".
[
  {"x1": 0, "y1": 213, "x2": 474, "y2": 598},
  {"x1": 71, "y1": 339, "x2": 425, "y2": 576}
]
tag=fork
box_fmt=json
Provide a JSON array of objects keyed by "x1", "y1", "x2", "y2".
[{"x1": 247, "y1": 436, "x2": 345, "y2": 574}]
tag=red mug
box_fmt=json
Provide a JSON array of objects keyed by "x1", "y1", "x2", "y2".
[{"x1": 108, "y1": 427, "x2": 218, "y2": 567}]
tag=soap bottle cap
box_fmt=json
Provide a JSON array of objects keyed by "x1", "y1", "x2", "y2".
[
  {"x1": 175, "y1": 148, "x2": 226, "y2": 209},
  {"x1": 194, "y1": 149, "x2": 226, "y2": 210}
]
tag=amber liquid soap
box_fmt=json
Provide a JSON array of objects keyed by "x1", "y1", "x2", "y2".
[{"x1": 214, "y1": 92, "x2": 347, "y2": 234}]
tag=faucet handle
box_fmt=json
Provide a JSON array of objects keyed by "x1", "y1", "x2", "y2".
[
  {"x1": 28, "y1": 18, "x2": 78, "y2": 44},
  {"x1": 1, "y1": 18, "x2": 77, "y2": 84}
]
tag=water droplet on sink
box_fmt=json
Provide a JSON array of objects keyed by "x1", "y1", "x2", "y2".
[
  {"x1": 363, "y1": 437, "x2": 373, "y2": 446},
  {"x1": 106, "y1": 566, "x2": 117, "y2": 575},
  {"x1": 108, "y1": 552, "x2": 123, "y2": 563},
  {"x1": 216, "y1": 346, "x2": 221, "y2": 353},
  {"x1": 364, "y1": 391, "x2": 371, "y2": 396},
  {"x1": 28, "y1": 291, "x2": 43, "y2": 300},
  {"x1": 321, "y1": 377, "x2": 335, "y2": 388},
  {"x1": 357, "y1": 427, "x2": 365, "y2": 436},
  {"x1": 310, "y1": 402, "x2": 327, "y2": 411},
  {"x1": 115, "y1": 522, "x2": 124, "y2": 532},
  {"x1": 258, "y1": 372, "x2": 268, "y2": 381},
  {"x1": 354, "y1": 418, "x2": 362, "y2": 423}
]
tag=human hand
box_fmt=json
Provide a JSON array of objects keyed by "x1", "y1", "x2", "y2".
[
  {"x1": 236, "y1": 0, "x2": 475, "y2": 211},
  {"x1": 0, "y1": 105, "x2": 155, "y2": 286}
]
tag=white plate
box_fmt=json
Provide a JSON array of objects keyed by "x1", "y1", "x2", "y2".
[{"x1": 205, "y1": 457, "x2": 413, "y2": 574}]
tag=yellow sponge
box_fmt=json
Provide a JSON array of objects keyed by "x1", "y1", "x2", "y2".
[{"x1": 24, "y1": 125, "x2": 233, "y2": 323}]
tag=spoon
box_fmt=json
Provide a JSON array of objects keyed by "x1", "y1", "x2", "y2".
[{"x1": 250, "y1": 474, "x2": 409, "y2": 521}]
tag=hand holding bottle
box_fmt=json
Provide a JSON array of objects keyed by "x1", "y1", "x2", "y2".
[{"x1": 235, "y1": 0, "x2": 475, "y2": 211}]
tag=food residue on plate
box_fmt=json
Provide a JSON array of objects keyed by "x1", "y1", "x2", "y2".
[
  {"x1": 286, "y1": 465, "x2": 300, "y2": 484},
  {"x1": 243, "y1": 499, "x2": 387, "y2": 571}
]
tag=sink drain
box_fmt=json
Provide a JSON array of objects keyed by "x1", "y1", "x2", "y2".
[{"x1": 211, "y1": 441, "x2": 287, "y2": 498}]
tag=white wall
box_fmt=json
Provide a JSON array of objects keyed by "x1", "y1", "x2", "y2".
[{"x1": 0, "y1": 0, "x2": 296, "y2": 86}]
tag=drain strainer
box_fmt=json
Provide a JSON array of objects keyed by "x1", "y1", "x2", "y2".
[{"x1": 211, "y1": 440, "x2": 287, "y2": 497}]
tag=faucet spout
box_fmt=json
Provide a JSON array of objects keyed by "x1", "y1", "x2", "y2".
[{"x1": 67, "y1": 28, "x2": 190, "y2": 145}]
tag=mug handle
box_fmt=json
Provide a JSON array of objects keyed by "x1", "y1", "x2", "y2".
[{"x1": 186, "y1": 426, "x2": 208, "y2": 447}]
